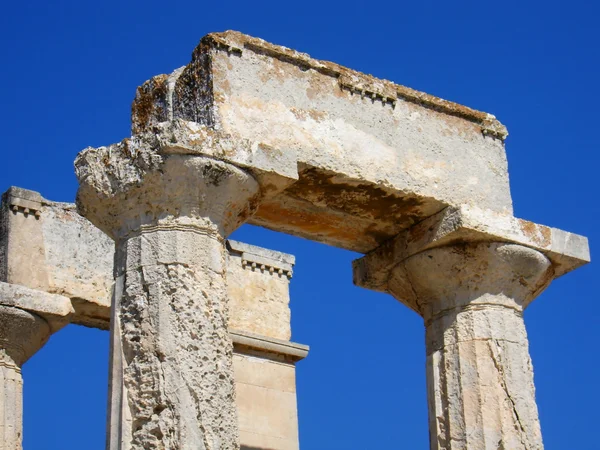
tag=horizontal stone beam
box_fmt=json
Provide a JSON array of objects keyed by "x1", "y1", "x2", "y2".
[{"x1": 84, "y1": 31, "x2": 514, "y2": 253}]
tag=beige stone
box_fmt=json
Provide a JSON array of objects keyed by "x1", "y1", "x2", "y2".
[
  {"x1": 0, "y1": 29, "x2": 582, "y2": 450},
  {"x1": 76, "y1": 154, "x2": 262, "y2": 449},
  {"x1": 233, "y1": 347, "x2": 305, "y2": 450},
  {"x1": 0, "y1": 187, "x2": 114, "y2": 329},
  {"x1": 87, "y1": 30, "x2": 517, "y2": 254},
  {"x1": 227, "y1": 241, "x2": 294, "y2": 340},
  {"x1": 0, "y1": 283, "x2": 73, "y2": 450},
  {"x1": 355, "y1": 239, "x2": 572, "y2": 449}
]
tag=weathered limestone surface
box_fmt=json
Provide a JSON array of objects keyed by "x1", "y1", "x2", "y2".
[
  {"x1": 93, "y1": 31, "x2": 515, "y2": 253},
  {"x1": 76, "y1": 151, "x2": 262, "y2": 449},
  {"x1": 0, "y1": 282, "x2": 73, "y2": 450},
  {"x1": 69, "y1": 30, "x2": 589, "y2": 450},
  {"x1": 0, "y1": 183, "x2": 308, "y2": 450},
  {"x1": 227, "y1": 240, "x2": 294, "y2": 340},
  {"x1": 0, "y1": 187, "x2": 114, "y2": 328},
  {"x1": 231, "y1": 331, "x2": 308, "y2": 450},
  {"x1": 354, "y1": 211, "x2": 590, "y2": 450},
  {"x1": 412, "y1": 244, "x2": 550, "y2": 449}
]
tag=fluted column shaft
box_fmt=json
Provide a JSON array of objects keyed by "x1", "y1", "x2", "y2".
[
  {"x1": 389, "y1": 242, "x2": 553, "y2": 450},
  {"x1": 426, "y1": 305, "x2": 540, "y2": 449}
]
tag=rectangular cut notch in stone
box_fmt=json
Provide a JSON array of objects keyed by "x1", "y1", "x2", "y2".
[
  {"x1": 1, "y1": 190, "x2": 305, "y2": 342},
  {"x1": 128, "y1": 30, "x2": 514, "y2": 253}
]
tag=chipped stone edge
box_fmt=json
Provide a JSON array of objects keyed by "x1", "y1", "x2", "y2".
[
  {"x1": 230, "y1": 329, "x2": 309, "y2": 362},
  {"x1": 204, "y1": 31, "x2": 508, "y2": 140},
  {"x1": 353, "y1": 205, "x2": 590, "y2": 292},
  {"x1": 227, "y1": 240, "x2": 295, "y2": 278},
  {"x1": 0, "y1": 281, "x2": 74, "y2": 333}
]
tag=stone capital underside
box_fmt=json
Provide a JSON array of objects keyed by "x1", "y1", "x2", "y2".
[{"x1": 0, "y1": 305, "x2": 52, "y2": 450}]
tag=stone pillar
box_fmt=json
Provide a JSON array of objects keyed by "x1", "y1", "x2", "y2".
[
  {"x1": 0, "y1": 306, "x2": 49, "y2": 449},
  {"x1": 76, "y1": 151, "x2": 261, "y2": 449},
  {"x1": 0, "y1": 283, "x2": 73, "y2": 450},
  {"x1": 356, "y1": 242, "x2": 555, "y2": 450}
]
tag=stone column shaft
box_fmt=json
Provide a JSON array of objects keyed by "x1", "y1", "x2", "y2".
[
  {"x1": 0, "y1": 305, "x2": 52, "y2": 450},
  {"x1": 109, "y1": 227, "x2": 237, "y2": 449},
  {"x1": 76, "y1": 151, "x2": 261, "y2": 449},
  {"x1": 394, "y1": 243, "x2": 553, "y2": 450},
  {"x1": 354, "y1": 240, "x2": 558, "y2": 450},
  {"x1": 426, "y1": 305, "x2": 541, "y2": 449},
  {"x1": 0, "y1": 351, "x2": 23, "y2": 449}
]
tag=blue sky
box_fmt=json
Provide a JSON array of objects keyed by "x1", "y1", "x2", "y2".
[{"x1": 1, "y1": 1, "x2": 598, "y2": 449}]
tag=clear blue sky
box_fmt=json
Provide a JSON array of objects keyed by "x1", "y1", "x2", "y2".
[{"x1": 1, "y1": 1, "x2": 598, "y2": 449}]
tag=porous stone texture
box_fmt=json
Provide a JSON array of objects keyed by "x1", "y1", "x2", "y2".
[
  {"x1": 354, "y1": 203, "x2": 589, "y2": 450},
  {"x1": 0, "y1": 284, "x2": 73, "y2": 450},
  {"x1": 404, "y1": 243, "x2": 551, "y2": 449},
  {"x1": 70, "y1": 30, "x2": 591, "y2": 449},
  {"x1": 76, "y1": 150, "x2": 261, "y2": 449},
  {"x1": 353, "y1": 204, "x2": 590, "y2": 298},
  {"x1": 0, "y1": 187, "x2": 114, "y2": 328},
  {"x1": 0, "y1": 306, "x2": 48, "y2": 450}
]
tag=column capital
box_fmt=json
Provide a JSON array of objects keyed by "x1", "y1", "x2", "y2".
[
  {"x1": 0, "y1": 282, "x2": 73, "y2": 365},
  {"x1": 75, "y1": 145, "x2": 261, "y2": 240},
  {"x1": 353, "y1": 205, "x2": 590, "y2": 315},
  {"x1": 392, "y1": 242, "x2": 553, "y2": 321}
]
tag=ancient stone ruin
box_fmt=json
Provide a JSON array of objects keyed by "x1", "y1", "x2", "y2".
[{"x1": 0, "y1": 31, "x2": 590, "y2": 450}]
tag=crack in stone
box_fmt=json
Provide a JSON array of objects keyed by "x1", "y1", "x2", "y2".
[{"x1": 488, "y1": 339, "x2": 530, "y2": 450}]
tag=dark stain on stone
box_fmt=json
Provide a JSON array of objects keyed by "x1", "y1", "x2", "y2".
[
  {"x1": 285, "y1": 167, "x2": 425, "y2": 225},
  {"x1": 201, "y1": 163, "x2": 230, "y2": 186},
  {"x1": 131, "y1": 74, "x2": 169, "y2": 135},
  {"x1": 172, "y1": 39, "x2": 216, "y2": 126}
]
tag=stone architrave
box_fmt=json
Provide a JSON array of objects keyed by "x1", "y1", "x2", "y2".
[
  {"x1": 75, "y1": 152, "x2": 261, "y2": 449},
  {"x1": 354, "y1": 206, "x2": 590, "y2": 450},
  {"x1": 0, "y1": 282, "x2": 73, "y2": 450}
]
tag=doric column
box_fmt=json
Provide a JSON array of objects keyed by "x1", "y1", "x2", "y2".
[
  {"x1": 397, "y1": 243, "x2": 552, "y2": 449},
  {"x1": 0, "y1": 282, "x2": 73, "y2": 450},
  {"x1": 353, "y1": 205, "x2": 590, "y2": 450},
  {"x1": 0, "y1": 306, "x2": 49, "y2": 449},
  {"x1": 357, "y1": 242, "x2": 552, "y2": 449},
  {"x1": 76, "y1": 150, "x2": 261, "y2": 449}
]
